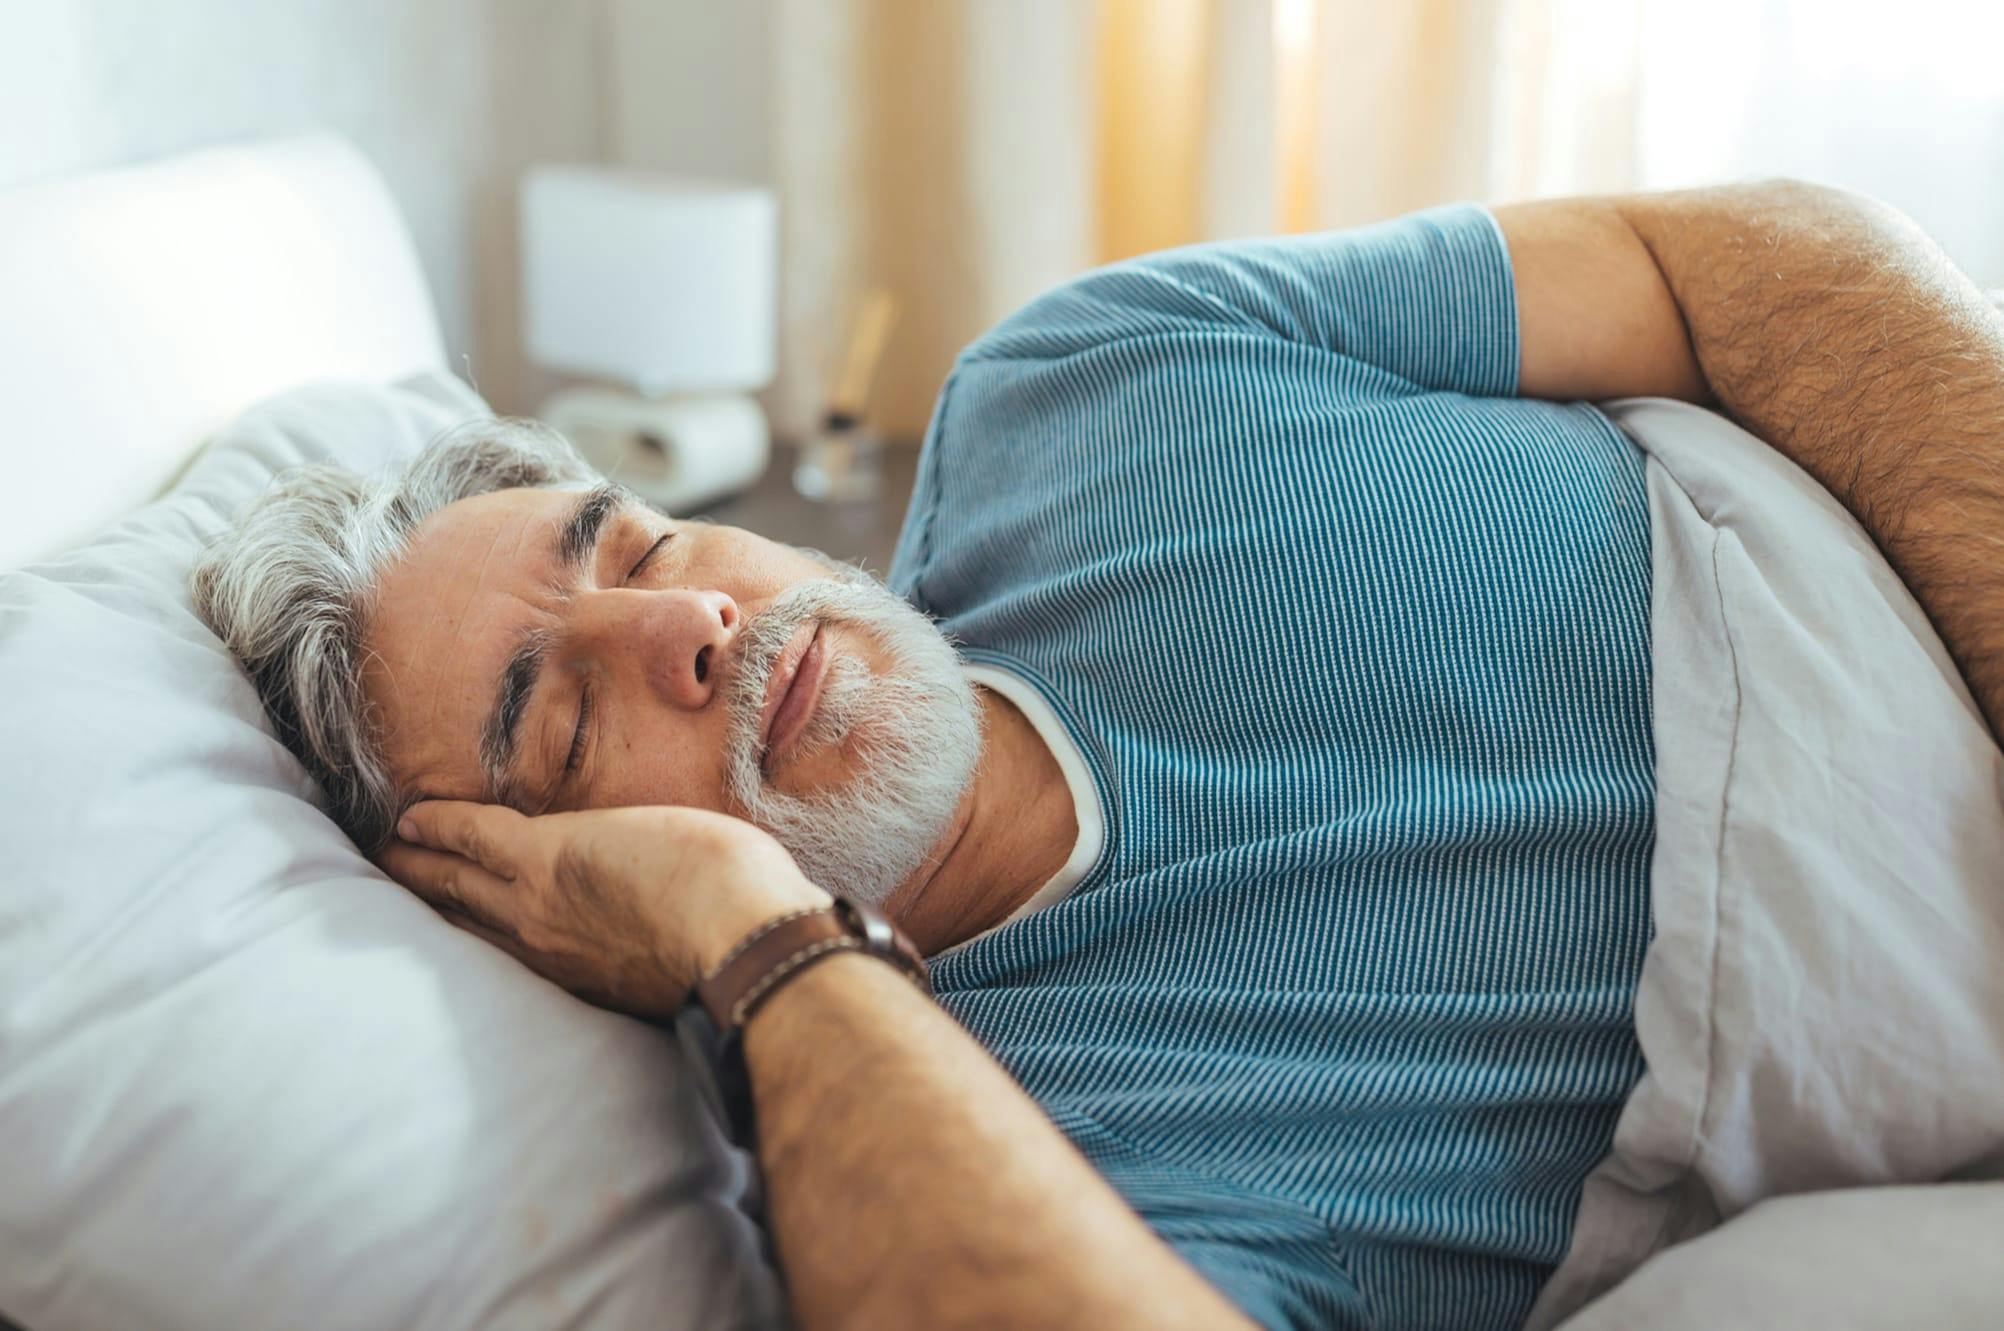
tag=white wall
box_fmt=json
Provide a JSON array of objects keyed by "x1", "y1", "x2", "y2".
[
  {"x1": 0, "y1": 0, "x2": 605, "y2": 413},
  {"x1": 604, "y1": 0, "x2": 772, "y2": 183}
]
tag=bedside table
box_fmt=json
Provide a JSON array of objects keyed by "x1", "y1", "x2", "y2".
[{"x1": 693, "y1": 442, "x2": 920, "y2": 578}]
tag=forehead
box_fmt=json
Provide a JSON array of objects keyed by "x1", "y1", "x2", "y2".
[{"x1": 362, "y1": 486, "x2": 581, "y2": 799}]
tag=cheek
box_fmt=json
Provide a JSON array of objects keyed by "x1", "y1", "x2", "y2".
[
  {"x1": 587, "y1": 707, "x2": 735, "y2": 814},
  {"x1": 703, "y1": 531, "x2": 833, "y2": 604}
]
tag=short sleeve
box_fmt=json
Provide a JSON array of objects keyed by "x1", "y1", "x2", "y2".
[{"x1": 962, "y1": 204, "x2": 1520, "y2": 398}]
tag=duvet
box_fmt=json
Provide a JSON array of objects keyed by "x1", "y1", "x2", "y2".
[{"x1": 1531, "y1": 399, "x2": 2004, "y2": 1329}]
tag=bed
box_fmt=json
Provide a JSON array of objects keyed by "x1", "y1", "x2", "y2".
[{"x1": 4, "y1": 135, "x2": 2003, "y2": 1331}]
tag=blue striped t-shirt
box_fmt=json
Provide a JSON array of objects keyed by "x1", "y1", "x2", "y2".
[{"x1": 887, "y1": 206, "x2": 1655, "y2": 1331}]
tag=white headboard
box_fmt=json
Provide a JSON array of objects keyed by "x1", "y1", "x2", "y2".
[{"x1": 0, "y1": 136, "x2": 446, "y2": 568}]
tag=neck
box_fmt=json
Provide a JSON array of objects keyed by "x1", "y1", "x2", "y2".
[{"x1": 886, "y1": 683, "x2": 1074, "y2": 954}]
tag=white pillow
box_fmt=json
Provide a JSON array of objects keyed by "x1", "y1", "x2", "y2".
[
  {"x1": 1558, "y1": 1183, "x2": 2004, "y2": 1330},
  {"x1": 0, "y1": 376, "x2": 787, "y2": 1331},
  {"x1": 1528, "y1": 399, "x2": 2004, "y2": 1328}
]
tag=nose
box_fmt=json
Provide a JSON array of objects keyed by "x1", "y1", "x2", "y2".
[{"x1": 575, "y1": 585, "x2": 740, "y2": 710}]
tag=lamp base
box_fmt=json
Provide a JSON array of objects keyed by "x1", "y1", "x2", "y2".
[{"x1": 538, "y1": 387, "x2": 770, "y2": 513}]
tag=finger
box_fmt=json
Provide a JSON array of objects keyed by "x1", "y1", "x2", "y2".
[
  {"x1": 397, "y1": 800, "x2": 529, "y2": 878},
  {"x1": 379, "y1": 841, "x2": 515, "y2": 926}
]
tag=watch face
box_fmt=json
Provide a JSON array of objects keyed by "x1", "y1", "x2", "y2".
[
  {"x1": 833, "y1": 899, "x2": 928, "y2": 987},
  {"x1": 840, "y1": 897, "x2": 891, "y2": 950}
]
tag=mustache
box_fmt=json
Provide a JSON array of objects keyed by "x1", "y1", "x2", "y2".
[
  {"x1": 721, "y1": 575, "x2": 881, "y2": 756},
  {"x1": 723, "y1": 602, "x2": 801, "y2": 735}
]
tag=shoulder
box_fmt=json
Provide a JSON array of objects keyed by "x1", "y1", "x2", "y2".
[
  {"x1": 956, "y1": 204, "x2": 1510, "y2": 369},
  {"x1": 954, "y1": 243, "x2": 1301, "y2": 369}
]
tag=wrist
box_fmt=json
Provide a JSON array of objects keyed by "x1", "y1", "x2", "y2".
[
  {"x1": 685, "y1": 872, "x2": 833, "y2": 979},
  {"x1": 696, "y1": 896, "x2": 930, "y2": 1034}
]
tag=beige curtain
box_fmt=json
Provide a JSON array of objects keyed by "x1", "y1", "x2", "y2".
[{"x1": 767, "y1": 0, "x2": 1645, "y2": 443}]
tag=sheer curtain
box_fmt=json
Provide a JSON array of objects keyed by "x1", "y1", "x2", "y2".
[
  {"x1": 755, "y1": 0, "x2": 2003, "y2": 442},
  {"x1": 1630, "y1": 0, "x2": 2004, "y2": 283},
  {"x1": 767, "y1": 0, "x2": 1096, "y2": 442}
]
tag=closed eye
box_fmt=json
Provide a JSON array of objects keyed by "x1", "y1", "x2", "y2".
[
  {"x1": 564, "y1": 682, "x2": 595, "y2": 778},
  {"x1": 627, "y1": 534, "x2": 673, "y2": 581}
]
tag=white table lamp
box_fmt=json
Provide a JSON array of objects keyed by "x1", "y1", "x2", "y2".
[{"x1": 521, "y1": 166, "x2": 776, "y2": 511}]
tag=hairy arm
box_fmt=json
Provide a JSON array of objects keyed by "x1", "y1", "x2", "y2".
[
  {"x1": 747, "y1": 954, "x2": 1251, "y2": 1330},
  {"x1": 1496, "y1": 183, "x2": 2004, "y2": 738}
]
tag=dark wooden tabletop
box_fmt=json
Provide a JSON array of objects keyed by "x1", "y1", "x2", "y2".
[{"x1": 694, "y1": 442, "x2": 920, "y2": 579}]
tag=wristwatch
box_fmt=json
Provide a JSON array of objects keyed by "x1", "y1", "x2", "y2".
[
  {"x1": 697, "y1": 897, "x2": 929, "y2": 1032},
  {"x1": 694, "y1": 898, "x2": 931, "y2": 1142}
]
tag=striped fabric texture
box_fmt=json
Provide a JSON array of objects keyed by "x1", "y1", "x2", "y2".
[{"x1": 887, "y1": 206, "x2": 1656, "y2": 1331}]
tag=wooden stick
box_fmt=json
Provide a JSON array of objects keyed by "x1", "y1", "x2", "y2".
[{"x1": 829, "y1": 289, "x2": 899, "y2": 424}]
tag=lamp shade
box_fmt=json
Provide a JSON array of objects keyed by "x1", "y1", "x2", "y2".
[{"x1": 521, "y1": 166, "x2": 776, "y2": 394}]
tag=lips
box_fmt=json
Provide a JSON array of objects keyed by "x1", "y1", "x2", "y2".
[{"x1": 758, "y1": 623, "x2": 826, "y2": 769}]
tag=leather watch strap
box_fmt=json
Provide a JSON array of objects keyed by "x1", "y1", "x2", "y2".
[{"x1": 695, "y1": 898, "x2": 930, "y2": 1033}]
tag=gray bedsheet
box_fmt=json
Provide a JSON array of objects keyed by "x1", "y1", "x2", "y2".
[{"x1": 1531, "y1": 399, "x2": 2004, "y2": 1329}]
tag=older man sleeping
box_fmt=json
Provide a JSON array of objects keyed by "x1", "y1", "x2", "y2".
[{"x1": 194, "y1": 182, "x2": 2004, "y2": 1331}]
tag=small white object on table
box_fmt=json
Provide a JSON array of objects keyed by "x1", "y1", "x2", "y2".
[{"x1": 521, "y1": 165, "x2": 777, "y2": 512}]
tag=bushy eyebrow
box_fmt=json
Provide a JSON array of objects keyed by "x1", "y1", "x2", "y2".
[
  {"x1": 558, "y1": 483, "x2": 625, "y2": 578},
  {"x1": 477, "y1": 483, "x2": 633, "y2": 807},
  {"x1": 480, "y1": 628, "x2": 553, "y2": 808}
]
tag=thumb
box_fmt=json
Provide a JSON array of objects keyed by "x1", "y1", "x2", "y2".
[{"x1": 398, "y1": 800, "x2": 529, "y2": 879}]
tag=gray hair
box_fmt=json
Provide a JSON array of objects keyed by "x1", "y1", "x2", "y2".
[{"x1": 191, "y1": 419, "x2": 597, "y2": 852}]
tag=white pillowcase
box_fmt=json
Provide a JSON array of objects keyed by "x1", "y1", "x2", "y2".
[
  {"x1": 1558, "y1": 1183, "x2": 2004, "y2": 1331},
  {"x1": 0, "y1": 376, "x2": 787, "y2": 1331}
]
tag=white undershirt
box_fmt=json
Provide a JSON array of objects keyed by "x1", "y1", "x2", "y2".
[{"x1": 945, "y1": 663, "x2": 1105, "y2": 950}]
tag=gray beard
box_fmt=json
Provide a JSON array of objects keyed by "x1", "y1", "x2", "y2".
[{"x1": 720, "y1": 570, "x2": 983, "y2": 906}]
